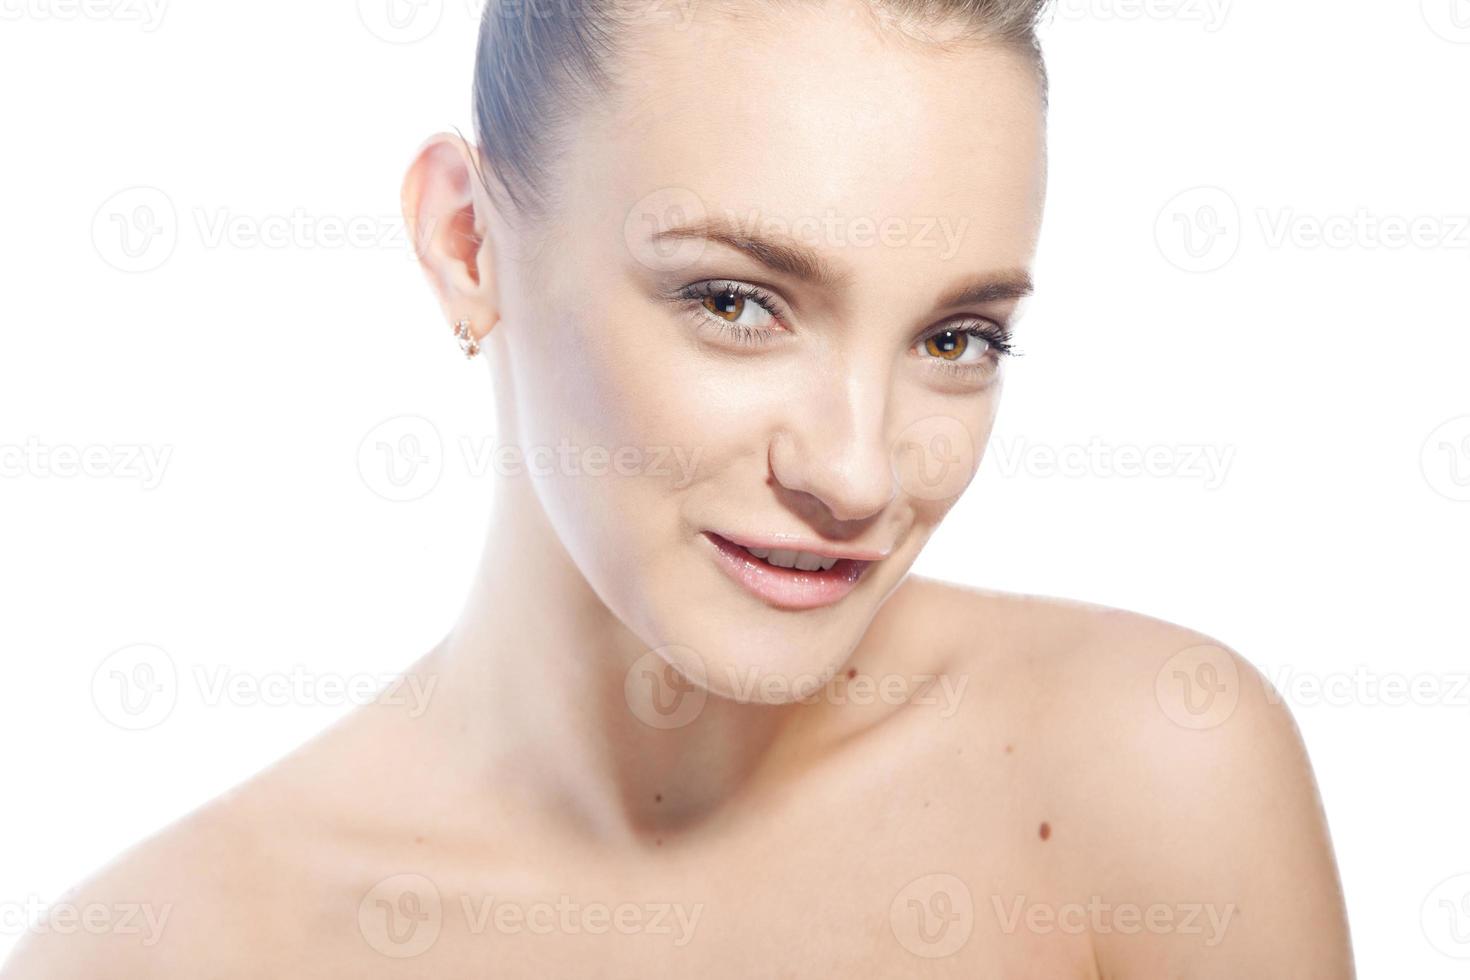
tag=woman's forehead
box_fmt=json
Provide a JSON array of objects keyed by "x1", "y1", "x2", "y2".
[
  {"x1": 597, "y1": 2, "x2": 1044, "y2": 166},
  {"x1": 544, "y1": 11, "x2": 1046, "y2": 269}
]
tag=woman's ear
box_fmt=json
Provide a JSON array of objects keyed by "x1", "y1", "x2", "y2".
[{"x1": 401, "y1": 132, "x2": 500, "y2": 349}]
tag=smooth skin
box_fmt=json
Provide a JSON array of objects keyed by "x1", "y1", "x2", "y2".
[{"x1": 5, "y1": 1, "x2": 1354, "y2": 976}]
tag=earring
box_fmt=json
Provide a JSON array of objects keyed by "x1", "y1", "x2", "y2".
[{"x1": 453, "y1": 318, "x2": 480, "y2": 359}]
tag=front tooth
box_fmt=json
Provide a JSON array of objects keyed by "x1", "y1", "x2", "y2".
[
  {"x1": 768, "y1": 549, "x2": 799, "y2": 569},
  {"x1": 747, "y1": 547, "x2": 771, "y2": 559},
  {"x1": 818, "y1": 556, "x2": 838, "y2": 572},
  {"x1": 794, "y1": 551, "x2": 823, "y2": 571}
]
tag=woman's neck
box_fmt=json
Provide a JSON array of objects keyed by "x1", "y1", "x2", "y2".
[{"x1": 428, "y1": 473, "x2": 800, "y2": 845}]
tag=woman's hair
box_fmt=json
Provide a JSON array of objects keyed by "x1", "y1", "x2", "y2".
[{"x1": 471, "y1": 0, "x2": 1052, "y2": 225}]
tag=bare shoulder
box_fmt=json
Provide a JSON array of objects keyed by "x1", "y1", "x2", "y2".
[
  {"x1": 0, "y1": 695, "x2": 419, "y2": 978},
  {"x1": 0, "y1": 784, "x2": 292, "y2": 979},
  {"x1": 890, "y1": 575, "x2": 1355, "y2": 975},
  {"x1": 892, "y1": 572, "x2": 1309, "y2": 742},
  {"x1": 0, "y1": 655, "x2": 470, "y2": 979}
]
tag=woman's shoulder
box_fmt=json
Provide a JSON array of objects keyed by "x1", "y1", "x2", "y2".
[
  {"x1": 888, "y1": 573, "x2": 1309, "y2": 794},
  {"x1": 0, "y1": 705, "x2": 395, "y2": 978},
  {"x1": 882, "y1": 576, "x2": 1351, "y2": 970},
  {"x1": 0, "y1": 784, "x2": 291, "y2": 977},
  {"x1": 887, "y1": 573, "x2": 1271, "y2": 713}
]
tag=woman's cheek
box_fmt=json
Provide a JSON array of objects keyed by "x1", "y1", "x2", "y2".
[{"x1": 887, "y1": 383, "x2": 1002, "y2": 515}]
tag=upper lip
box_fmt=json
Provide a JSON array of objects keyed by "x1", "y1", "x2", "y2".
[{"x1": 707, "y1": 530, "x2": 891, "y2": 563}]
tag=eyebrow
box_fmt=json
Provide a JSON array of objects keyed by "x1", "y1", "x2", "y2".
[
  {"x1": 651, "y1": 214, "x2": 849, "y2": 291},
  {"x1": 930, "y1": 270, "x2": 1035, "y2": 312},
  {"x1": 648, "y1": 214, "x2": 1034, "y2": 313}
]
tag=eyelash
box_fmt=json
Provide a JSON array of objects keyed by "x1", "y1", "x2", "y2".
[
  {"x1": 673, "y1": 279, "x2": 1019, "y2": 373},
  {"x1": 925, "y1": 322, "x2": 1017, "y2": 379},
  {"x1": 675, "y1": 280, "x2": 788, "y2": 347}
]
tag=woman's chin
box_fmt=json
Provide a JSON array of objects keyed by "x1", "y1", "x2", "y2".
[{"x1": 641, "y1": 621, "x2": 865, "y2": 707}]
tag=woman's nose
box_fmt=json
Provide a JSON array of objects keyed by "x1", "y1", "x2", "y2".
[{"x1": 767, "y1": 373, "x2": 898, "y2": 525}]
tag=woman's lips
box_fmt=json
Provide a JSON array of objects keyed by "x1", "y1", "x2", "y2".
[{"x1": 702, "y1": 531, "x2": 875, "y2": 610}]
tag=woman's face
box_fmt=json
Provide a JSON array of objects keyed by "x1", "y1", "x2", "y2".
[{"x1": 490, "y1": 1, "x2": 1047, "y2": 700}]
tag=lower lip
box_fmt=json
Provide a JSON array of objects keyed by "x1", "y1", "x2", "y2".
[{"x1": 702, "y1": 532, "x2": 872, "y2": 611}]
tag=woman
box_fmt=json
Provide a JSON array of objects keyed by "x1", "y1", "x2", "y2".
[{"x1": 6, "y1": 0, "x2": 1354, "y2": 975}]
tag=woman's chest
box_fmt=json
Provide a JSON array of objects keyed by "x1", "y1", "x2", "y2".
[{"x1": 296, "y1": 759, "x2": 1099, "y2": 978}]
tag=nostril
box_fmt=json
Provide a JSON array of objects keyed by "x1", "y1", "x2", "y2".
[{"x1": 768, "y1": 431, "x2": 896, "y2": 525}]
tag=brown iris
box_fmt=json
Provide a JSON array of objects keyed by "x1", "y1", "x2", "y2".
[
  {"x1": 702, "y1": 289, "x2": 744, "y2": 322},
  {"x1": 924, "y1": 329, "x2": 968, "y2": 360}
]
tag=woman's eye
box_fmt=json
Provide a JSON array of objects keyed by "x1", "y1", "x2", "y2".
[
  {"x1": 920, "y1": 328, "x2": 991, "y2": 364},
  {"x1": 674, "y1": 280, "x2": 788, "y2": 348},
  {"x1": 699, "y1": 287, "x2": 777, "y2": 329}
]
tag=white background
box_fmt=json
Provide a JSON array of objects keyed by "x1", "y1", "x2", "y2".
[{"x1": 1, "y1": 0, "x2": 1467, "y2": 973}]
